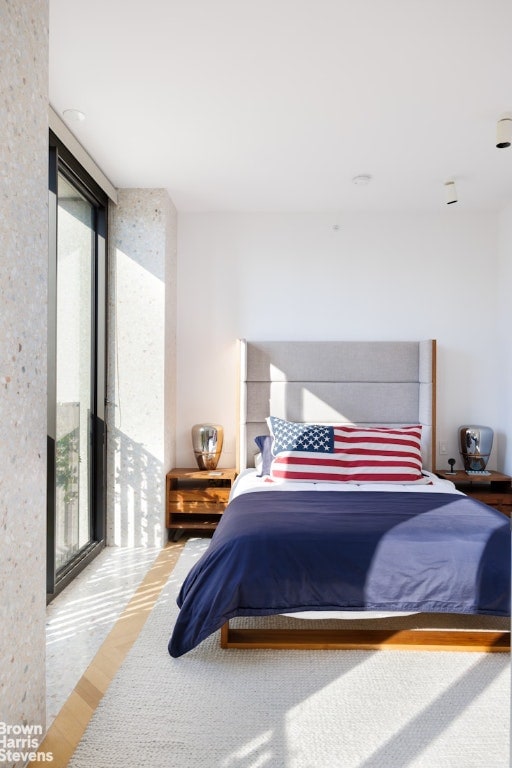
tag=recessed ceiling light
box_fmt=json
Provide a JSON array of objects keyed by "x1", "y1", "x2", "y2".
[
  {"x1": 352, "y1": 174, "x2": 372, "y2": 186},
  {"x1": 62, "y1": 109, "x2": 86, "y2": 123}
]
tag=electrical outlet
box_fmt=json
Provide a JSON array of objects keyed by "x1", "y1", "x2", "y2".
[{"x1": 439, "y1": 441, "x2": 448, "y2": 455}]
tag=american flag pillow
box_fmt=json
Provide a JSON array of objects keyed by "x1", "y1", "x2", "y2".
[{"x1": 267, "y1": 417, "x2": 424, "y2": 483}]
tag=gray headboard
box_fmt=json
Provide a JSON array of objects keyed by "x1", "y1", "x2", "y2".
[{"x1": 237, "y1": 339, "x2": 437, "y2": 472}]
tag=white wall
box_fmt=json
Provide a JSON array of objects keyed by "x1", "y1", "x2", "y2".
[
  {"x1": 497, "y1": 203, "x2": 512, "y2": 474},
  {"x1": 177, "y1": 210, "x2": 503, "y2": 471}
]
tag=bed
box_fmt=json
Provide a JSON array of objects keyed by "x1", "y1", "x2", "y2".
[{"x1": 168, "y1": 340, "x2": 510, "y2": 657}]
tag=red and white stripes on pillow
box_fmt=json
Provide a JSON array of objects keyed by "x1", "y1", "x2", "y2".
[{"x1": 267, "y1": 417, "x2": 424, "y2": 483}]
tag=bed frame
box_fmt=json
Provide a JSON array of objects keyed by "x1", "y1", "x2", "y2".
[
  {"x1": 223, "y1": 338, "x2": 510, "y2": 653},
  {"x1": 220, "y1": 622, "x2": 509, "y2": 653}
]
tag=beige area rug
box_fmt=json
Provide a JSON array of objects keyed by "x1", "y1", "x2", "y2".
[{"x1": 68, "y1": 538, "x2": 510, "y2": 768}]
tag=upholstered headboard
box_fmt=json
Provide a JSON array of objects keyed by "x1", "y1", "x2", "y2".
[{"x1": 237, "y1": 339, "x2": 436, "y2": 472}]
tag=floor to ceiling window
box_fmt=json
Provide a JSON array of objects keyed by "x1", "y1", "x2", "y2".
[{"x1": 47, "y1": 132, "x2": 107, "y2": 598}]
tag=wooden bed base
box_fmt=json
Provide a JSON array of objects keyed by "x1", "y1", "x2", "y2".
[{"x1": 220, "y1": 621, "x2": 510, "y2": 653}]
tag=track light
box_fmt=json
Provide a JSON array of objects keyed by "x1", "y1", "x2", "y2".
[
  {"x1": 444, "y1": 180, "x2": 457, "y2": 205},
  {"x1": 496, "y1": 117, "x2": 512, "y2": 148}
]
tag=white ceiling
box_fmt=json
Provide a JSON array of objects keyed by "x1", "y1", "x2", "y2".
[{"x1": 49, "y1": 0, "x2": 512, "y2": 212}]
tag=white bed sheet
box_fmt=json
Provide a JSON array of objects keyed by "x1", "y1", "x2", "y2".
[
  {"x1": 230, "y1": 467, "x2": 462, "y2": 501},
  {"x1": 229, "y1": 468, "x2": 463, "y2": 621}
]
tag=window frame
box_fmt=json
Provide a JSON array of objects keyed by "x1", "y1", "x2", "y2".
[{"x1": 47, "y1": 130, "x2": 108, "y2": 599}]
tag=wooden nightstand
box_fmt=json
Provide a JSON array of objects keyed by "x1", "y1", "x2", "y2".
[
  {"x1": 166, "y1": 467, "x2": 237, "y2": 538},
  {"x1": 435, "y1": 469, "x2": 512, "y2": 517}
]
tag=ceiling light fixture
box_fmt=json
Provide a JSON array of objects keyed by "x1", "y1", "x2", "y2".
[
  {"x1": 444, "y1": 180, "x2": 457, "y2": 205},
  {"x1": 496, "y1": 117, "x2": 512, "y2": 148},
  {"x1": 62, "y1": 108, "x2": 86, "y2": 124},
  {"x1": 352, "y1": 174, "x2": 372, "y2": 185}
]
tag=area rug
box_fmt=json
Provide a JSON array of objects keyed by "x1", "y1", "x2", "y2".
[{"x1": 68, "y1": 538, "x2": 510, "y2": 768}]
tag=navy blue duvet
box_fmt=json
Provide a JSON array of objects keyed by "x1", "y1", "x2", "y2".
[{"x1": 168, "y1": 490, "x2": 510, "y2": 657}]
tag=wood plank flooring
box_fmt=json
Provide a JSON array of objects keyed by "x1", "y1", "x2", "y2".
[{"x1": 30, "y1": 540, "x2": 185, "y2": 768}]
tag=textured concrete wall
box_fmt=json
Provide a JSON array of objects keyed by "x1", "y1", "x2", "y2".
[
  {"x1": 107, "y1": 189, "x2": 177, "y2": 547},
  {"x1": 0, "y1": 0, "x2": 49, "y2": 740}
]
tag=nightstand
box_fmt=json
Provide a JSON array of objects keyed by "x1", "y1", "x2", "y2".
[
  {"x1": 166, "y1": 467, "x2": 237, "y2": 538},
  {"x1": 435, "y1": 469, "x2": 512, "y2": 517}
]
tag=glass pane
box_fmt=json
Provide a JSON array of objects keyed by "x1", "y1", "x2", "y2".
[{"x1": 55, "y1": 173, "x2": 94, "y2": 571}]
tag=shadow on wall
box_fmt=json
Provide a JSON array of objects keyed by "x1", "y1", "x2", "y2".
[{"x1": 108, "y1": 427, "x2": 163, "y2": 548}]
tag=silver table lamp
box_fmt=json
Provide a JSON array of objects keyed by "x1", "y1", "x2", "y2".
[
  {"x1": 191, "y1": 424, "x2": 224, "y2": 470},
  {"x1": 459, "y1": 425, "x2": 493, "y2": 472}
]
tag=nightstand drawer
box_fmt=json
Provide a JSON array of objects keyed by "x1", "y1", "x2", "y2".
[{"x1": 168, "y1": 488, "x2": 231, "y2": 508}]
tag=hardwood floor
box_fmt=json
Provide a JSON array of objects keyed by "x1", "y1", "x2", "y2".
[{"x1": 30, "y1": 540, "x2": 185, "y2": 768}]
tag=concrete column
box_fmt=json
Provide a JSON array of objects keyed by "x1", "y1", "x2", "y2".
[
  {"x1": 107, "y1": 189, "x2": 177, "y2": 547},
  {"x1": 0, "y1": 0, "x2": 49, "y2": 738}
]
